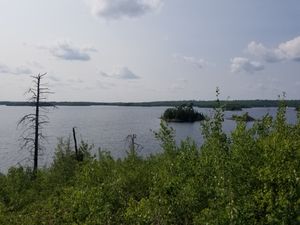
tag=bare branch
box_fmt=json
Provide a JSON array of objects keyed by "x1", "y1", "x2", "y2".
[{"x1": 18, "y1": 72, "x2": 54, "y2": 175}]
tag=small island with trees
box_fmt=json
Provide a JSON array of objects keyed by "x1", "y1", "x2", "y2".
[
  {"x1": 161, "y1": 103, "x2": 205, "y2": 122},
  {"x1": 229, "y1": 112, "x2": 256, "y2": 122}
]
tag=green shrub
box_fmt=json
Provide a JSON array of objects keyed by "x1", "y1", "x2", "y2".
[{"x1": 0, "y1": 102, "x2": 299, "y2": 224}]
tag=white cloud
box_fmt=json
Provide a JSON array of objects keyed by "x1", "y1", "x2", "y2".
[
  {"x1": 40, "y1": 40, "x2": 97, "y2": 61},
  {"x1": 230, "y1": 57, "x2": 264, "y2": 74},
  {"x1": 173, "y1": 54, "x2": 208, "y2": 69},
  {"x1": 0, "y1": 63, "x2": 32, "y2": 75},
  {"x1": 86, "y1": 0, "x2": 163, "y2": 20},
  {"x1": 100, "y1": 66, "x2": 140, "y2": 79},
  {"x1": 247, "y1": 42, "x2": 284, "y2": 63},
  {"x1": 247, "y1": 36, "x2": 300, "y2": 62},
  {"x1": 278, "y1": 36, "x2": 300, "y2": 61}
]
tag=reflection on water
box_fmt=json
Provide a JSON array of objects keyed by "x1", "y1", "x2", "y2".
[{"x1": 0, "y1": 106, "x2": 297, "y2": 172}]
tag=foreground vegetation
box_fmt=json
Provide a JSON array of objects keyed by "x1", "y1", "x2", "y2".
[{"x1": 0, "y1": 103, "x2": 300, "y2": 224}]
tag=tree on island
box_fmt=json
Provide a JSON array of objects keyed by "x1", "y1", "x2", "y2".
[{"x1": 162, "y1": 103, "x2": 205, "y2": 122}]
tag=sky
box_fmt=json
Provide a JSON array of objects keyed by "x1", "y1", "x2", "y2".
[{"x1": 0, "y1": 0, "x2": 300, "y2": 102}]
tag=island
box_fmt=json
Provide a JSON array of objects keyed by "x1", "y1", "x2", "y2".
[
  {"x1": 161, "y1": 103, "x2": 205, "y2": 122},
  {"x1": 229, "y1": 112, "x2": 256, "y2": 122}
]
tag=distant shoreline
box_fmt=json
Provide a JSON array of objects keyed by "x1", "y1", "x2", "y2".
[{"x1": 0, "y1": 100, "x2": 299, "y2": 108}]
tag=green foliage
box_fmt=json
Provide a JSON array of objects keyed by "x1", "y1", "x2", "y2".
[
  {"x1": 162, "y1": 103, "x2": 205, "y2": 122},
  {"x1": 224, "y1": 102, "x2": 243, "y2": 111},
  {"x1": 154, "y1": 120, "x2": 176, "y2": 155},
  {"x1": 1, "y1": 102, "x2": 300, "y2": 224},
  {"x1": 231, "y1": 112, "x2": 256, "y2": 122}
]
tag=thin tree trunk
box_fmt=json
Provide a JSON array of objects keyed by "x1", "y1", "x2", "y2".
[
  {"x1": 33, "y1": 75, "x2": 40, "y2": 174},
  {"x1": 73, "y1": 127, "x2": 78, "y2": 160}
]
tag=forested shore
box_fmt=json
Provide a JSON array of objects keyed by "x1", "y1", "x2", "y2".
[{"x1": 1, "y1": 99, "x2": 300, "y2": 109}]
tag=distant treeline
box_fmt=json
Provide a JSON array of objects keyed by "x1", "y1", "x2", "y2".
[{"x1": 1, "y1": 100, "x2": 300, "y2": 108}]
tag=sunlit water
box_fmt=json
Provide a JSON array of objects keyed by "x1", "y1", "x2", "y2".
[{"x1": 0, "y1": 106, "x2": 297, "y2": 173}]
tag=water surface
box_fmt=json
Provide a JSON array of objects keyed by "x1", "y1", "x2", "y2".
[{"x1": 0, "y1": 106, "x2": 297, "y2": 172}]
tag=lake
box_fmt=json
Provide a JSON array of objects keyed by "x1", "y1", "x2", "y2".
[{"x1": 0, "y1": 106, "x2": 298, "y2": 173}]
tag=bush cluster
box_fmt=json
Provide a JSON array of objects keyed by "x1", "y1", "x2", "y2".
[{"x1": 0, "y1": 104, "x2": 299, "y2": 224}]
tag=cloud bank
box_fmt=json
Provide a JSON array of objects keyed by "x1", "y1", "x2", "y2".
[
  {"x1": 86, "y1": 0, "x2": 163, "y2": 19},
  {"x1": 247, "y1": 36, "x2": 300, "y2": 62},
  {"x1": 230, "y1": 57, "x2": 264, "y2": 74},
  {"x1": 0, "y1": 63, "x2": 32, "y2": 75},
  {"x1": 100, "y1": 66, "x2": 140, "y2": 79},
  {"x1": 173, "y1": 54, "x2": 208, "y2": 69},
  {"x1": 40, "y1": 40, "x2": 96, "y2": 61},
  {"x1": 231, "y1": 36, "x2": 300, "y2": 73}
]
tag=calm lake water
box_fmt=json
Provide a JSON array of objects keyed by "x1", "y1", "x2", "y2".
[{"x1": 0, "y1": 106, "x2": 298, "y2": 173}]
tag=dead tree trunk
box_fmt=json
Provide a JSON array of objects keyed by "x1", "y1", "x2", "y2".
[
  {"x1": 18, "y1": 73, "x2": 53, "y2": 177},
  {"x1": 73, "y1": 127, "x2": 79, "y2": 160},
  {"x1": 33, "y1": 75, "x2": 40, "y2": 174},
  {"x1": 127, "y1": 134, "x2": 136, "y2": 153},
  {"x1": 126, "y1": 134, "x2": 143, "y2": 156}
]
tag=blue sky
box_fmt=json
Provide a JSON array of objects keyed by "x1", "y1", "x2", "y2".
[{"x1": 0, "y1": 0, "x2": 300, "y2": 101}]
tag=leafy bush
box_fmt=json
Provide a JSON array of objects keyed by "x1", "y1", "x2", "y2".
[{"x1": 0, "y1": 103, "x2": 299, "y2": 224}]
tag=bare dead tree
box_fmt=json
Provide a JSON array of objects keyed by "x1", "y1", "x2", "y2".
[
  {"x1": 18, "y1": 73, "x2": 53, "y2": 176},
  {"x1": 72, "y1": 127, "x2": 79, "y2": 160},
  {"x1": 126, "y1": 134, "x2": 143, "y2": 156}
]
